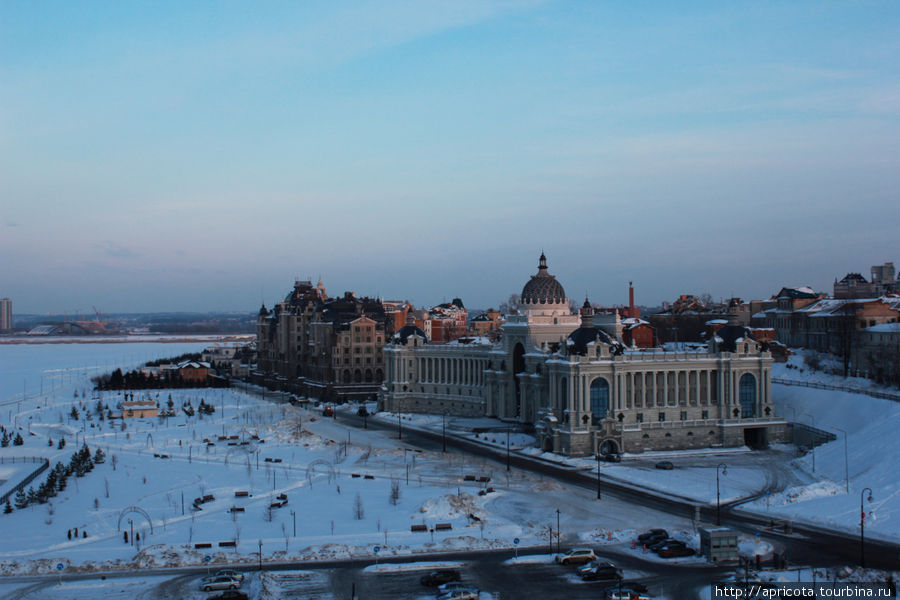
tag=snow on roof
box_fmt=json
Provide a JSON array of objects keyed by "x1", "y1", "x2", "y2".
[{"x1": 864, "y1": 322, "x2": 900, "y2": 333}]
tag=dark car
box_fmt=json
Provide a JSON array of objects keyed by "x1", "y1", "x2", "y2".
[
  {"x1": 648, "y1": 537, "x2": 682, "y2": 551},
  {"x1": 654, "y1": 461, "x2": 674, "y2": 470},
  {"x1": 576, "y1": 560, "x2": 616, "y2": 577},
  {"x1": 637, "y1": 529, "x2": 668, "y2": 543},
  {"x1": 357, "y1": 406, "x2": 369, "y2": 416},
  {"x1": 323, "y1": 406, "x2": 334, "y2": 417},
  {"x1": 420, "y1": 570, "x2": 462, "y2": 587},
  {"x1": 658, "y1": 545, "x2": 696, "y2": 558},
  {"x1": 209, "y1": 591, "x2": 249, "y2": 600},
  {"x1": 580, "y1": 566, "x2": 622, "y2": 582},
  {"x1": 602, "y1": 453, "x2": 622, "y2": 463}
]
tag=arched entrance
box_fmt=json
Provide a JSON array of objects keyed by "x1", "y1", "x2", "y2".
[
  {"x1": 598, "y1": 439, "x2": 619, "y2": 456},
  {"x1": 590, "y1": 378, "x2": 610, "y2": 425}
]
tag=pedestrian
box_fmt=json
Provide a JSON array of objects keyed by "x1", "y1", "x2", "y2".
[{"x1": 67, "y1": 530, "x2": 72, "y2": 540}]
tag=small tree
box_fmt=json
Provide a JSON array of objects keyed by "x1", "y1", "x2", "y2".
[
  {"x1": 0, "y1": 431, "x2": 8, "y2": 447},
  {"x1": 94, "y1": 448, "x2": 106, "y2": 464},
  {"x1": 70, "y1": 406, "x2": 79, "y2": 420},
  {"x1": 389, "y1": 479, "x2": 401, "y2": 506},
  {"x1": 13, "y1": 433, "x2": 24, "y2": 446},
  {"x1": 48, "y1": 438, "x2": 54, "y2": 447},
  {"x1": 353, "y1": 493, "x2": 365, "y2": 520},
  {"x1": 14, "y1": 489, "x2": 27, "y2": 509},
  {"x1": 58, "y1": 437, "x2": 66, "y2": 449},
  {"x1": 4, "y1": 500, "x2": 12, "y2": 514}
]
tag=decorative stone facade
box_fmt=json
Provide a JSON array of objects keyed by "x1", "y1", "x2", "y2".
[{"x1": 381, "y1": 256, "x2": 787, "y2": 457}]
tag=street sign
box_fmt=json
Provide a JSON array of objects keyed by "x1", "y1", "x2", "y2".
[
  {"x1": 56, "y1": 563, "x2": 64, "y2": 571},
  {"x1": 203, "y1": 555, "x2": 212, "y2": 563},
  {"x1": 755, "y1": 531, "x2": 761, "y2": 538},
  {"x1": 373, "y1": 546, "x2": 380, "y2": 554},
  {"x1": 513, "y1": 537, "x2": 520, "y2": 545}
]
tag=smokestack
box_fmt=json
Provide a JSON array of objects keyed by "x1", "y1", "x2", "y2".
[{"x1": 628, "y1": 281, "x2": 635, "y2": 317}]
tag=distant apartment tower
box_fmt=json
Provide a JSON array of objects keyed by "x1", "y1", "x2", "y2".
[{"x1": 0, "y1": 298, "x2": 11, "y2": 331}]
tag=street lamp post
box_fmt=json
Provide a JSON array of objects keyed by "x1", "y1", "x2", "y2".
[
  {"x1": 258, "y1": 539, "x2": 263, "y2": 571},
  {"x1": 397, "y1": 406, "x2": 402, "y2": 440},
  {"x1": 129, "y1": 519, "x2": 134, "y2": 546},
  {"x1": 556, "y1": 509, "x2": 561, "y2": 554},
  {"x1": 716, "y1": 463, "x2": 728, "y2": 526},
  {"x1": 832, "y1": 426, "x2": 849, "y2": 493},
  {"x1": 860, "y1": 487, "x2": 873, "y2": 568},
  {"x1": 506, "y1": 428, "x2": 510, "y2": 472},
  {"x1": 800, "y1": 411, "x2": 816, "y2": 473},
  {"x1": 290, "y1": 509, "x2": 296, "y2": 537},
  {"x1": 442, "y1": 413, "x2": 446, "y2": 453},
  {"x1": 596, "y1": 453, "x2": 602, "y2": 500}
]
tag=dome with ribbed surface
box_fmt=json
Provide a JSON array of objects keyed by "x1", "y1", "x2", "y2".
[{"x1": 521, "y1": 253, "x2": 567, "y2": 305}]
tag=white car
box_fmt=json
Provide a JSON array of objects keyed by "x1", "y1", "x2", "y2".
[
  {"x1": 438, "y1": 589, "x2": 479, "y2": 600},
  {"x1": 199, "y1": 575, "x2": 242, "y2": 591},
  {"x1": 214, "y1": 569, "x2": 245, "y2": 582}
]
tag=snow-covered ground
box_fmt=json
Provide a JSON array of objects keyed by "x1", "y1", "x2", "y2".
[
  {"x1": 1, "y1": 342, "x2": 702, "y2": 578},
  {"x1": 370, "y1": 352, "x2": 900, "y2": 543}
]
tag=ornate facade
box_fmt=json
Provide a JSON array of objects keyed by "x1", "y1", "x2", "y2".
[{"x1": 381, "y1": 255, "x2": 787, "y2": 456}]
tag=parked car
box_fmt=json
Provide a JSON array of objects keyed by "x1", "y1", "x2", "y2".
[
  {"x1": 208, "y1": 591, "x2": 249, "y2": 600},
  {"x1": 357, "y1": 406, "x2": 369, "y2": 416},
  {"x1": 637, "y1": 529, "x2": 668, "y2": 543},
  {"x1": 602, "y1": 453, "x2": 622, "y2": 462},
  {"x1": 214, "y1": 570, "x2": 245, "y2": 582},
  {"x1": 607, "y1": 590, "x2": 651, "y2": 600},
  {"x1": 199, "y1": 576, "x2": 241, "y2": 592},
  {"x1": 655, "y1": 461, "x2": 675, "y2": 470},
  {"x1": 580, "y1": 566, "x2": 622, "y2": 582},
  {"x1": 648, "y1": 537, "x2": 682, "y2": 551},
  {"x1": 322, "y1": 405, "x2": 334, "y2": 417},
  {"x1": 420, "y1": 570, "x2": 462, "y2": 587},
  {"x1": 658, "y1": 545, "x2": 696, "y2": 558},
  {"x1": 555, "y1": 548, "x2": 597, "y2": 565},
  {"x1": 437, "y1": 588, "x2": 479, "y2": 600},
  {"x1": 576, "y1": 560, "x2": 616, "y2": 577}
]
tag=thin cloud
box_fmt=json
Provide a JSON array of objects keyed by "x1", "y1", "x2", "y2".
[{"x1": 95, "y1": 241, "x2": 140, "y2": 259}]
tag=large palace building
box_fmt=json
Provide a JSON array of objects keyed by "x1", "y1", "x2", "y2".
[{"x1": 380, "y1": 255, "x2": 787, "y2": 457}]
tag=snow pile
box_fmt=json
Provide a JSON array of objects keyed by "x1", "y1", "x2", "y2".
[{"x1": 776, "y1": 480, "x2": 843, "y2": 505}]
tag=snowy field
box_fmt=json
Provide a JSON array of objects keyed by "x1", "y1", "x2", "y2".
[{"x1": 1, "y1": 342, "x2": 703, "y2": 579}]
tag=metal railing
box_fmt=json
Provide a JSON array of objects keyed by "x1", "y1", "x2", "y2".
[{"x1": 772, "y1": 377, "x2": 900, "y2": 403}]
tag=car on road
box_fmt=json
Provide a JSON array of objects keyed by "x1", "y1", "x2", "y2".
[
  {"x1": 437, "y1": 588, "x2": 480, "y2": 600},
  {"x1": 580, "y1": 565, "x2": 622, "y2": 582},
  {"x1": 555, "y1": 548, "x2": 597, "y2": 566},
  {"x1": 576, "y1": 560, "x2": 616, "y2": 577},
  {"x1": 208, "y1": 591, "x2": 249, "y2": 600},
  {"x1": 199, "y1": 575, "x2": 241, "y2": 592},
  {"x1": 437, "y1": 582, "x2": 478, "y2": 594},
  {"x1": 357, "y1": 406, "x2": 369, "y2": 416},
  {"x1": 420, "y1": 570, "x2": 462, "y2": 587},
  {"x1": 214, "y1": 570, "x2": 245, "y2": 582},
  {"x1": 648, "y1": 537, "x2": 681, "y2": 551},
  {"x1": 607, "y1": 589, "x2": 651, "y2": 600},
  {"x1": 602, "y1": 453, "x2": 622, "y2": 462},
  {"x1": 322, "y1": 405, "x2": 334, "y2": 417},
  {"x1": 654, "y1": 461, "x2": 674, "y2": 470}
]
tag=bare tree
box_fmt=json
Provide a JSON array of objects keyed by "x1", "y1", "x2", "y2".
[
  {"x1": 353, "y1": 493, "x2": 365, "y2": 520},
  {"x1": 389, "y1": 479, "x2": 401, "y2": 506}
]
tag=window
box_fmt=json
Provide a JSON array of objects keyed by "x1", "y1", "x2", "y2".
[
  {"x1": 658, "y1": 412, "x2": 666, "y2": 422},
  {"x1": 680, "y1": 410, "x2": 687, "y2": 421},
  {"x1": 739, "y1": 373, "x2": 757, "y2": 418},
  {"x1": 636, "y1": 413, "x2": 643, "y2": 423},
  {"x1": 589, "y1": 378, "x2": 610, "y2": 425},
  {"x1": 701, "y1": 409, "x2": 709, "y2": 420}
]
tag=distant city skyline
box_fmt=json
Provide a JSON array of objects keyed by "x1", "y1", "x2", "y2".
[{"x1": 2, "y1": 2, "x2": 898, "y2": 314}]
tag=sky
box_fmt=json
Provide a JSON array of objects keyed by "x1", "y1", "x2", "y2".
[{"x1": 1, "y1": 1, "x2": 898, "y2": 314}]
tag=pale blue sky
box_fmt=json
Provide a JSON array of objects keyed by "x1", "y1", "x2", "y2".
[{"x1": 2, "y1": 1, "x2": 898, "y2": 313}]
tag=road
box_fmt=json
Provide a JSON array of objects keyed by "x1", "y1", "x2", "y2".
[{"x1": 333, "y1": 409, "x2": 900, "y2": 571}]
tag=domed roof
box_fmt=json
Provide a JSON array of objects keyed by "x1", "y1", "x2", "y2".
[{"x1": 521, "y1": 253, "x2": 566, "y2": 304}]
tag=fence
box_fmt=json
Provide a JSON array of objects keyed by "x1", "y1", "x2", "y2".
[
  {"x1": 0, "y1": 458, "x2": 50, "y2": 504},
  {"x1": 772, "y1": 377, "x2": 900, "y2": 403}
]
